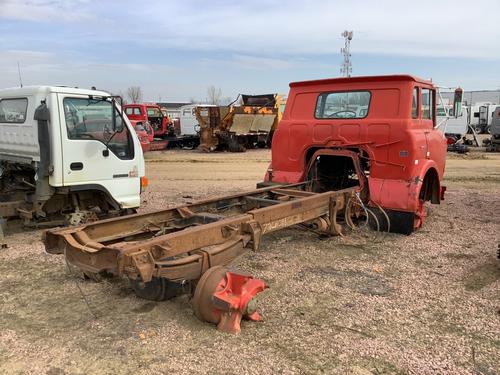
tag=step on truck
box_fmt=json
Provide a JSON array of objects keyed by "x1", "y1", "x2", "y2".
[
  {"x1": 0, "y1": 86, "x2": 146, "y2": 230},
  {"x1": 44, "y1": 75, "x2": 456, "y2": 334}
]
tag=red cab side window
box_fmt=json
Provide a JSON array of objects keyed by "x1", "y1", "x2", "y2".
[
  {"x1": 421, "y1": 89, "x2": 434, "y2": 120},
  {"x1": 411, "y1": 88, "x2": 419, "y2": 119}
]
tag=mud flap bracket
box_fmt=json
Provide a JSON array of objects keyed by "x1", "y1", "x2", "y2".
[
  {"x1": 243, "y1": 220, "x2": 263, "y2": 251},
  {"x1": 329, "y1": 196, "x2": 345, "y2": 236}
]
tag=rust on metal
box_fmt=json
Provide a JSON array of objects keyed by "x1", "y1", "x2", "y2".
[
  {"x1": 44, "y1": 183, "x2": 358, "y2": 332},
  {"x1": 192, "y1": 266, "x2": 267, "y2": 334}
]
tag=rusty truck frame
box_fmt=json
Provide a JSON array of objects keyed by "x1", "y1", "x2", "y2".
[{"x1": 45, "y1": 183, "x2": 358, "y2": 333}]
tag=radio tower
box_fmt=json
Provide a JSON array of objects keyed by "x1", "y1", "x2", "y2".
[{"x1": 340, "y1": 30, "x2": 353, "y2": 77}]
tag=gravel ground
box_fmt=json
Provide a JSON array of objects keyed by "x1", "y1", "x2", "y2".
[{"x1": 0, "y1": 150, "x2": 499, "y2": 375}]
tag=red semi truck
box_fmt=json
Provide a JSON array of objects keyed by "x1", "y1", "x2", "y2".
[{"x1": 264, "y1": 74, "x2": 459, "y2": 234}]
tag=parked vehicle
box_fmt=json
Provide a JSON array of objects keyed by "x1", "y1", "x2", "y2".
[
  {"x1": 124, "y1": 103, "x2": 173, "y2": 138},
  {"x1": 197, "y1": 94, "x2": 284, "y2": 152},
  {"x1": 262, "y1": 74, "x2": 458, "y2": 234},
  {"x1": 485, "y1": 106, "x2": 500, "y2": 152},
  {"x1": 436, "y1": 88, "x2": 469, "y2": 150},
  {"x1": 179, "y1": 104, "x2": 215, "y2": 136},
  {"x1": 125, "y1": 103, "x2": 199, "y2": 150},
  {"x1": 468, "y1": 103, "x2": 496, "y2": 133},
  {"x1": 161, "y1": 107, "x2": 181, "y2": 136},
  {"x1": 437, "y1": 103, "x2": 468, "y2": 138},
  {"x1": 133, "y1": 123, "x2": 152, "y2": 153},
  {"x1": 124, "y1": 103, "x2": 168, "y2": 151},
  {"x1": 0, "y1": 86, "x2": 146, "y2": 226}
]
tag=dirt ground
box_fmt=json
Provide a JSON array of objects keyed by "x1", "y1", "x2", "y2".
[{"x1": 0, "y1": 149, "x2": 499, "y2": 375}]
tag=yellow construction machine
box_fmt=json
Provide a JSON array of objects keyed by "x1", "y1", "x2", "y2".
[{"x1": 196, "y1": 94, "x2": 284, "y2": 152}]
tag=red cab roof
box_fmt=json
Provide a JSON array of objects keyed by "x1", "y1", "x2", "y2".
[{"x1": 290, "y1": 74, "x2": 432, "y2": 88}]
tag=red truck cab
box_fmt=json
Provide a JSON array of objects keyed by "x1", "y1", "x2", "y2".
[
  {"x1": 266, "y1": 75, "x2": 452, "y2": 234},
  {"x1": 124, "y1": 103, "x2": 173, "y2": 139}
]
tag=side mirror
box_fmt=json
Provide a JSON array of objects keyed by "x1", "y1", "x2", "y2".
[
  {"x1": 453, "y1": 87, "x2": 463, "y2": 118},
  {"x1": 112, "y1": 97, "x2": 124, "y2": 132}
]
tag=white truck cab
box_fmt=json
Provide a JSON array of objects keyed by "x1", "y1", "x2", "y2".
[
  {"x1": 437, "y1": 103, "x2": 468, "y2": 139},
  {"x1": 468, "y1": 102, "x2": 496, "y2": 133},
  {"x1": 0, "y1": 86, "x2": 145, "y2": 226},
  {"x1": 179, "y1": 104, "x2": 218, "y2": 135}
]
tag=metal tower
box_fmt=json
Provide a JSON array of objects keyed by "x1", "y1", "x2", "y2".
[{"x1": 340, "y1": 30, "x2": 353, "y2": 77}]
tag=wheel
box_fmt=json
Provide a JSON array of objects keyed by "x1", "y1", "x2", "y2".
[
  {"x1": 186, "y1": 141, "x2": 198, "y2": 150},
  {"x1": 130, "y1": 277, "x2": 184, "y2": 301},
  {"x1": 83, "y1": 271, "x2": 104, "y2": 282},
  {"x1": 486, "y1": 125, "x2": 491, "y2": 134},
  {"x1": 227, "y1": 137, "x2": 245, "y2": 152},
  {"x1": 368, "y1": 208, "x2": 414, "y2": 235},
  {"x1": 192, "y1": 266, "x2": 227, "y2": 323}
]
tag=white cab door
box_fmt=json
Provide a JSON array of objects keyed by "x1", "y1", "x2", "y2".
[{"x1": 57, "y1": 93, "x2": 141, "y2": 208}]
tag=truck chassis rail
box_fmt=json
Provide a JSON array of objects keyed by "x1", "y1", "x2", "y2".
[{"x1": 44, "y1": 183, "x2": 358, "y2": 333}]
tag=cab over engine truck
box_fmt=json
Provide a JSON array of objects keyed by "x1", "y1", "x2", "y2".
[
  {"x1": 43, "y1": 75, "x2": 454, "y2": 334},
  {"x1": 263, "y1": 74, "x2": 456, "y2": 234},
  {"x1": 468, "y1": 103, "x2": 497, "y2": 134},
  {"x1": 124, "y1": 103, "x2": 199, "y2": 151},
  {"x1": 485, "y1": 105, "x2": 500, "y2": 152},
  {"x1": 124, "y1": 103, "x2": 169, "y2": 151},
  {"x1": 0, "y1": 86, "x2": 146, "y2": 231}
]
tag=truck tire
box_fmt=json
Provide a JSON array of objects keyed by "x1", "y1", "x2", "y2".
[
  {"x1": 130, "y1": 277, "x2": 184, "y2": 301},
  {"x1": 368, "y1": 207, "x2": 415, "y2": 235},
  {"x1": 228, "y1": 137, "x2": 245, "y2": 152}
]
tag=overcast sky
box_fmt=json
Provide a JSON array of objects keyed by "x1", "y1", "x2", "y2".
[{"x1": 1, "y1": 0, "x2": 499, "y2": 101}]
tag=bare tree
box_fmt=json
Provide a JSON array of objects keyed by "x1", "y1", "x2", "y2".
[
  {"x1": 117, "y1": 90, "x2": 128, "y2": 105},
  {"x1": 127, "y1": 86, "x2": 143, "y2": 103},
  {"x1": 207, "y1": 85, "x2": 222, "y2": 105},
  {"x1": 220, "y1": 96, "x2": 233, "y2": 106},
  {"x1": 189, "y1": 96, "x2": 197, "y2": 104},
  {"x1": 102, "y1": 89, "x2": 128, "y2": 105}
]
